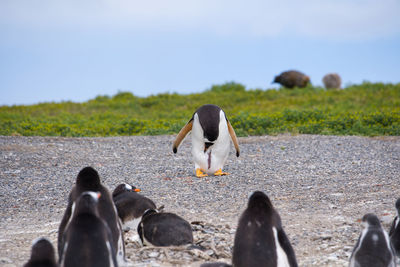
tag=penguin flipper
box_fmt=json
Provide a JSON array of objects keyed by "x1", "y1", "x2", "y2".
[
  {"x1": 173, "y1": 119, "x2": 193, "y2": 153},
  {"x1": 227, "y1": 119, "x2": 240, "y2": 157},
  {"x1": 389, "y1": 216, "x2": 397, "y2": 236},
  {"x1": 277, "y1": 228, "x2": 298, "y2": 267}
]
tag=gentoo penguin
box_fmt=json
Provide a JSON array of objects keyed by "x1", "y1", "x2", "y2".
[
  {"x1": 272, "y1": 70, "x2": 310, "y2": 89},
  {"x1": 112, "y1": 183, "x2": 157, "y2": 231},
  {"x1": 232, "y1": 191, "x2": 298, "y2": 267},
  {"x1": 349, "y1": 213, "x2": 396, "y2": 267},
  {"x1": 24, "y1": 237, "x2": 57, "y2": 267},
  {"x1": 138, "y1": 209, "x2": 193, "y2": 246},
  {"x1": 58, "y1": 167, "x2": 125, "y2": 264},
  {"x1": 389, "y1": 198, "x2": 400, "y2": 257},
  {"x1": 172, "y1": 104, "x2": 240, "y2": 178},
  {"x1": 59, "y1": 191, "x2": 118, "y2": 267}
]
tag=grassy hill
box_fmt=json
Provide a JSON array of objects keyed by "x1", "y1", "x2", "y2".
[{"x1": 1, "y1": 82, "x2": 399, "y2": 137}]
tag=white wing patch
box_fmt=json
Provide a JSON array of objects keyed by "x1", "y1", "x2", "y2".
[{"x1": 272, "y1": 227, "x2": 290, "y2": 267}]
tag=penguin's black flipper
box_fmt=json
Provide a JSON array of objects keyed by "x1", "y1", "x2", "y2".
[{"x1": 277, "y1": 228, "x2": 298, "y2": 267}]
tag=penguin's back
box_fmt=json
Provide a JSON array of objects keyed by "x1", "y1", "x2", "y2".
[{"x1": 139, "y1": 212, "x2": 193, "y2": 246}]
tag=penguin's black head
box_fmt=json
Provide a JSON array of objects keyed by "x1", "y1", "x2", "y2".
[
  {"x1": 112, "y1": 183, "x2": 141, "y2": 197},
  {"x1": 362, "y1": 213, "x2": 381, "y2": 227},
  {"x1": 74, "y1": 191, "x2": 101, "y2": 216},
  {"x1": 395, "y1": 198, "x2": 400, "y2": 212},
  {"x1": 29, "y1": 237, "x2": 56, "y2": 263},
  {"x1": 76, "y1": 167, "x2": 101, "y2": 190},
  {"x1": 247, "y1": 191, "x2": 274, "y2": 211},
  {"x1": 195, "y1": 104, "x2": 222, "y2": 142}
]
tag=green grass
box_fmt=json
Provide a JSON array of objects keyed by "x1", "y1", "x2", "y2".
[{"x1": 1, "y1": 82, "x2": 399, "y2": 137}]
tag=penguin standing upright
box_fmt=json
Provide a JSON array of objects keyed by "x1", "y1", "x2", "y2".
[
  {"x1": 112, "y1": 183, "x2": 157, "y2": 231},
  {"x1": 173, "y1": 104, "x2": 240, "y2": 178},
  {"x1": 232, "y1": 191, "x2": 298, "y2": 267},
  {"x1": 389, "y1": 198, "x2": 400, "y2": 257},
  {"x1": 59, "y1": 191, "x2": 118, "y2": 267},
  {"x1": 24, "y1": 238, "x2": 57, "y2": 267},
  {"x1": 349, "y1": 213, "x2": 396, "y2": 267},
  {"x1": 58, "y1": 167, "x2": 125, "y2": 264},
  {"x1": 137, "y1": 209, "x2": 193, "y2": 246}
]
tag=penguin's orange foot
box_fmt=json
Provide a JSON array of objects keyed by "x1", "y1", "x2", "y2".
[
  {"x1": 196, "y1": 168, "x2": 208, "y2": 178},
  {"x1": 214, "y1": 169, "x2": 229, "y2": 176}
]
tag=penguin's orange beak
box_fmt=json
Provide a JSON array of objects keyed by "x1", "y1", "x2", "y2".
[
  {"x1": 97, "y1": 192, "x2": 101, "y2": 199},
  {"x1": 134, "y1": 188, "x2": 141, "y2": 192}
]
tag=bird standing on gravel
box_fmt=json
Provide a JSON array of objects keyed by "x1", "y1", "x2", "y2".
[
  {"x1": 349, "y1": 213, "x2": 396, "y2": 267},
  {"x1": 272, "y1": 70, "x2": 310, "y2": 89},
  {"x1": 59, "y1": 191, "x2": 118, "y2": 267},
  {"x1": 24, "y1": 237, "x2": 58, "y2": 267},
  {"x1": 232, "y1": 191, "x2": 298, "y2": 267},
  {"x1": 58, "y1": 167, "x2": 125, "y2": 265},
  {"x1": 172, "y1": 104, "x2": 240, "y2": 178}
]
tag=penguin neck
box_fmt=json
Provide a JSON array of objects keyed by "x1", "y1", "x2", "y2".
[{"x1": 142, "y1": 209, "x2": 158, "y2": 219}]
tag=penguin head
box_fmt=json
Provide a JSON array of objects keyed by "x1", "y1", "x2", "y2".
[
  {"x1": 76, "y1": 167, "x2": 101, "y2": 190},
  {"x1": 195, "y1": 104, "x2": 221, "y2": 142},
  {"x1": 362, "y1": 213, "x2": 381, "y2": 228},
  {"x1": 395, "y1": 198, "x2": 400, "y2": 213},
  {"x1": 29, "y1": 237, "x2": 56, "y2": 263},
  {"x1": 74, "y1": 191, "x2": 101, "y2": 217},
  {"x1": 112, "y1": 183, "x2": 141, "y2": 197},
  {"x1": 247, "y1": 191, "x2": 274, "y2": 211}
]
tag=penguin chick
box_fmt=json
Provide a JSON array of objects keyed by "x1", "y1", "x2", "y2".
[
  {"x1": 58, "y1": 167, "x2": 125, "y2": 265},
  {"x1": 172, "y1": 104, "x2": 240, "y2": 178},
  {"x1": 112, "y1": 183, "x2": 157, "y2": 232},
  {"x1": 24, "y1": 238, "x2": 57, "y2": 267},
  {"x1": 349, "y1": 213, "x2": 396, "y2": 267},
  {"x1": 59, "y1": 191, "x2": 118, "y2": 267},
  {"x1": 322, "y1": 73, "x2": 341, "y2": 89},
  {"x1": 138, "y1": 209, "x2": 193, "y2": 246},
  {"x1": 272, "y1": 70, "x2": 310, "y2": 89},
  {"x1": 232, "y1": 191, "x2": 298, "y2": 267},
  {"x1": 389, "y1": 198, "x2": 400, "y2": 257}
]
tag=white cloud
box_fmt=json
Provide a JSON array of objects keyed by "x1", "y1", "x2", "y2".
[{"x1": 1, "y1": 0, "x2": 399, "y2": 41}]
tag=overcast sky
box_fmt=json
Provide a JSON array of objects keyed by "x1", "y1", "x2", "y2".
[{"x1": 1, "y1": 0, "x2": 399, "y2": 105}]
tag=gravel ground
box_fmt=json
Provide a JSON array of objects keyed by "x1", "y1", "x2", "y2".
[{"x1": 0, "y1": 134, "x2": 399, "y2": 267}]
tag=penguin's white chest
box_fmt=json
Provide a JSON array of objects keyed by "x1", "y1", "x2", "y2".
[{"x1": 191, "y1": 111, "x2": 231, "y2": 174}]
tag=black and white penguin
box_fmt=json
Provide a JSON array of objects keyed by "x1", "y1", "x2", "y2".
[
  {"x1": 112, "y1": 183, "x2": 157, "y2": 232},
  {"x1": 59, "y1": 191, "x2": 118, "y2": 267},
  {"x1": 389, "y1": 198, "x2": 400, "y2": 257},
  {"x1": 349, "y1": 213, "x2": 396, "y2": 267},
  {"x1": 172, "y1": 104, "x2": 240, "y2": 178},
  {"x1": 232, "y1": 191, "x2": 298, "y2": 267},
  {"x1": 24, "y1": 237, "x2": 57, "y2": 267},
  {"x1": 137, "y1": 209, "x2": 193, "y2": 246},
  {"x1": 58, "y1": 167, "x2": 125, "y2": 264}
]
